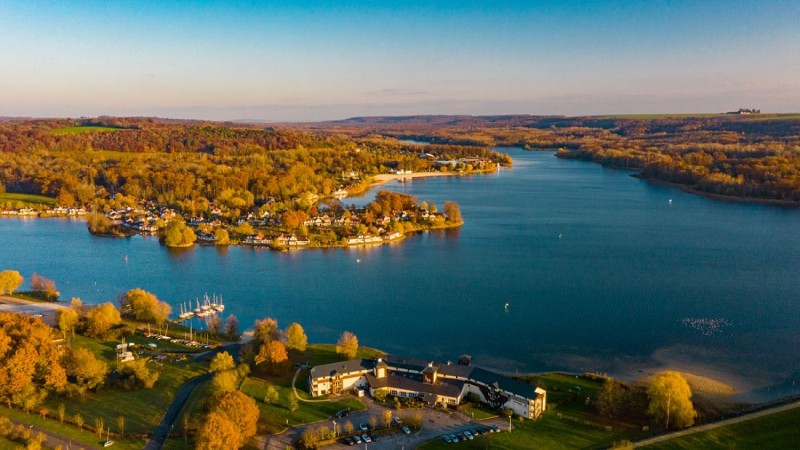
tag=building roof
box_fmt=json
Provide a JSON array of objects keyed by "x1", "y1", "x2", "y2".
[
  {"x1": 466, "y1": 367, "x2": 540, "y2": 399},
  {"x1": 366, "y1": 373, "x2": 463, "y2": 399},
  {"x1": 309, "y1": 355, "x2": 543, "y2": 401},
  {"x1": 309, "y1": 359, "x2": 375, "y2": 377}
]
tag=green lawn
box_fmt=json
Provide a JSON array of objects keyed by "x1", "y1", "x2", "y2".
[
  {"x1": 644, "y1": 407, "x2": 800, "y2": 450},
  {"x1": 0, "y1": 193, "x2": 55, "y2": 207},
  {"x1": 0, "y1": 405, "x2": 143, "y2": 450},
  {"x1": 51, "y1": 126, "x2": 120, "y2": 134},
  {"x1": 38, "y1": 334, "x2": 206, "y2": 441},
  {"x1": 0, "y1": 437, "x2": 22, "y2": 450},
  {"x1": 240, "y1": 377, "x2": 366, "y2": 434}
]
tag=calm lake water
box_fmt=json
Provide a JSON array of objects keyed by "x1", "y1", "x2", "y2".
[{"x1": 2, "y1": 148, "x2": 799, "y2": 400}]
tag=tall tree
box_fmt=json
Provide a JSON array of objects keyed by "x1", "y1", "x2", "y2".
[
  {"x1": 253, "y1": 317, "x2": 280, "y2": 343},
  {"x1": 65, "y1": 347, "x2": 108, "y2": 390},
  {"x1": 647, "y1": 371, "x2": 696, "y2": 429},
  {"x1": 285, "y1": 322, "x2": 307, "y2": 352},
  {"x1": 336, "y1": 331, "x2": 359, "y2": 359},
  {"x1": 30, "y1": 273, "x2": 58, "y2": 301},
  {"x1": 118, "y1": 288, "x2": 171, "y2": 324},
  {"x1": 84, "y1": 303, "x2": 122, "y2": 338},
  {"x1": 214, "y1": 391, "x2": 259, "y2": 444},
  {"x1": 255, "y1": 340, "x2": 289, "y2": 375},
  {"x1": 0, "y1": 270, "x2": 24, "y2": 295},
  {"x1": 224, "y1": 315, "x2": 239, "y2": 340},
  {"x1": 195, "y1": 410, "x2": 241, "y2": 450},
  {"x1": 56, "y1": 308, "x2": 79, "y2": 339}
]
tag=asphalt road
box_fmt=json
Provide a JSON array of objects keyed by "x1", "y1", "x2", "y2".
[{"x1": 143, "y1": 372, "x2": 212, "y2": 450}]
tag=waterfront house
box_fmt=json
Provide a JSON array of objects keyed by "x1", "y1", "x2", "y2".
[{"x1": 308, "y1": 356, "x2": 546, "y2": 419}]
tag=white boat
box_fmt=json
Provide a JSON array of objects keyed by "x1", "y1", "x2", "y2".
[{"x1": 212, "y1": 295, "x2": 225, "y2": 313}]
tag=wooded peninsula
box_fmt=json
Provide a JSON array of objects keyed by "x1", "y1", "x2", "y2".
[{"x1": 0, "y1": 118, "x2": 509, "y2": 248}]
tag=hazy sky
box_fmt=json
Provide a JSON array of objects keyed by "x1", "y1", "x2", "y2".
[{"x1": 1, "y1": 1, "x2": 798, "y2": 121}]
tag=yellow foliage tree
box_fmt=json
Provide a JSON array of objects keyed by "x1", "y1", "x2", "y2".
[
  {"x1": 84, "y1": 303, "x2": 121, "y2": 338},
  {"x1": 285, "y1": 322, "x2": 307, "y2": 352},
  {"x1": 195, "y1": 410, "x2": 241, "y2": 450},
  {"x1": 647, "y1": 371, "x2": 697, "y2": 429}
]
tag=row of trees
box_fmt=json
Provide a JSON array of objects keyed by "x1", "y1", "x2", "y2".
[{"x1": 0, "y1": 270, "x2": 59, "y2": 300}]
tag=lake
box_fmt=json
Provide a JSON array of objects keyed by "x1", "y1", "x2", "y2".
[{"x1": 1, "y1": 148, "x2": 798, "y2": 400}]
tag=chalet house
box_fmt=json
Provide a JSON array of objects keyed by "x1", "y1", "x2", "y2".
[{"x1": 308, "y1": 356, "x2": 546, "y2": 419}]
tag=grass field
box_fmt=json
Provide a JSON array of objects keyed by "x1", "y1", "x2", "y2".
[
  {"x1": 0, "y1": 193, "x2": 55, "y2": 207},
  {"x1": 240, "y1": 376, "x2": 366, "y2": 434},
  {"x1": 0, "y1": 405, "x2": 143, "y2": 450},
  {"x1": 644, "y1": 407, "x2": 800, "y2": 450},
  {"x1": 51, "y1": 125, "x2": 120, "y2": 134}
]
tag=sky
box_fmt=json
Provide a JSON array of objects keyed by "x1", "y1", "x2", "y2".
[{"x1": 1, "y1": 0, "x2": 798, "y2": 121}]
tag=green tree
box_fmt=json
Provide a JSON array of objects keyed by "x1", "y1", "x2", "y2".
[
  {"x1": 0, "y1": 270, "x2": 24, "y2": 295},
  {"x1": 647, "y1": 371, "x2": 696, "y2": 429},
  {"x1": 336, "y1": 331, "x2": 359, "y2": 359},
  {"x1": 285, "y1": 322, "x2": 307, "y2": 352},
  {"x1": 264, "y1": 385, "x2": 279, "y2": 405}
]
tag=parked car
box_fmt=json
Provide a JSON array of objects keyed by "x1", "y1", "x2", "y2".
[
  {"x1": 402, "y1": 426, "x2": 411, "y2": 434},
  {"x1": 464, "y1": 430, "x2": 474, "y2": 440},
  {"x1": 491, "y1": 424, "x2": 500, "y2": 432},
  {"x1": 342, "y1": 437, "x2": 354, "y2": 446},
  {"x1": 456, "y1": 433, "x2": 467, "y2": 441},
  {"x1": 353, "y1": 435, "x2": 362, "y2": 444},
  {"x1": 362, "y1": 434, "x2": 372, "y2": 443},
  {"x1": 335, "y1": 408, "x2": 350, "y2": 418},
  {"x1": 442, "y1": 435, "x2": 453, "y2": 443},
  {"x1": 392, "y1": 416, "x2": 402, "y2": 426},
  {"x1": 359, "y1": 423, "x2": 370, "y2": 431}
]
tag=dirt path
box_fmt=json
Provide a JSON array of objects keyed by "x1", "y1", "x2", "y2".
[{"x1": 634, "y1": 400, "x2": 800, "y2": 447}]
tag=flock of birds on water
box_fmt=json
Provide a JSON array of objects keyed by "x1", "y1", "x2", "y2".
[{"x1": 680, "y1": 317, "x2": 733, "y2": 336}]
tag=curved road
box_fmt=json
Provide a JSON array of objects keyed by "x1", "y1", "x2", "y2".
[
  {"x1": 144, "y1": 343, "x2": 239, "y2": 450},
  {"x1": 143, "y1": 373, "x2": 212, "y2": 450}
]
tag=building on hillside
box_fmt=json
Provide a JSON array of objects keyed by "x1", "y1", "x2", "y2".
[{"x1": 307, "y1": 355, "x2": 546, "y2": 419}]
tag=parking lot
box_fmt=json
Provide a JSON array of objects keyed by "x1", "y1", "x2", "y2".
[{"x1": 262, "y1": 395, "x2": 510, "y2": 450}]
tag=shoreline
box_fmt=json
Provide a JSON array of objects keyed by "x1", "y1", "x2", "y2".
[
  {"x1": 632, "y1": 174, "x2": 800, "y2": 207},
  {"x1": 367, "y1": 168, "x2": 498, "y2": 188}
]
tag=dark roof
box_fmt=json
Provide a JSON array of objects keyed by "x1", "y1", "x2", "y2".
[
  {"x1": 309, "y1": 359, "x2": 375, "y2": 377},
  {"x1": 366, "y1": 374, "x2": 462, "y2": 398},
  {"x1": 309, "y1": 356, "x2": 542, "y2": 401},
  {"x1": 466, "y1": 367, "x2": 539, "y2": 399}
]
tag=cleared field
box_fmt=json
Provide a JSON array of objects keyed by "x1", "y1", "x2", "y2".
[
  {"x1": 0, "y1": 193, "x2": 56, "y2": 207},
  {"x1": 51, "y1": 125, "x2": 120, "y2": 134}
]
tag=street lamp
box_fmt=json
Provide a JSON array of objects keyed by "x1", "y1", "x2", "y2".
[
  {"x1": 508, "y1": 414, "x2": 512, "y2": 432},
  {"x1": 332, "y1": 420, "x2": 337, "y2": 437}
]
